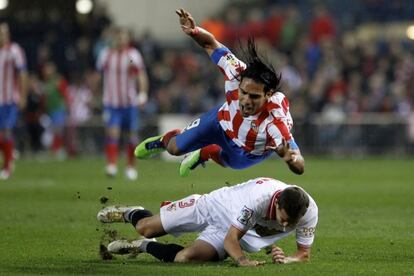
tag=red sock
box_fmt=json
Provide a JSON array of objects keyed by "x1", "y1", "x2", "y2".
[
  {"x1": 127, "y1": 143, "x2": 135, "y2": 167},
  {"x1": 105, "y1": 142, "x2": 118, "y2": 165},
  {"x1": 200, "y1": 144, "x2": 225, "y2": 167},
  {"x1": 162, "y1": 129, "x2": 181, "y2": 148},
  {"x1": 51, "y1": 134, "x2": 64, "y2": 153},
  {"x1": 3, "y1": 139, "x2": 13, "y2": 171}
]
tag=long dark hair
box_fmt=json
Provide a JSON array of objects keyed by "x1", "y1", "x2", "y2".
[{"x1": 239, "y1": 37, "x2": 282, "y2": 94}]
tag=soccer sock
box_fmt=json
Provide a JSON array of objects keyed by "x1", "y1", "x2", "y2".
[
  {"x1": 161, "y1": 129, "x2": 181, "y2": 148},
  {"x1": 3, "y1": 139, "x2": 13, "y2": 171},
  {"x1": 145, "y1": 242, "x2": 184, "y2": 262},
  {"x1": 51, "y1": 134, "x2": 63, "y2": 153},
  {"x1": 105, "y1": 138, "x2": 118, "y2": 165},
  {"x1": 200, "y1": 144, "x2": 225, "y2": 167},
  {"x1": 124, "y1": 209, "x2": 153, "y2": 227},
  {"x1": 126, "y1": 143, "x2": 135, "y2": 166}
]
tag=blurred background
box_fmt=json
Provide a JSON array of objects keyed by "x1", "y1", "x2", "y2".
[{"x1": 2, "y1": 0, "x2": 414, "y2": 159}]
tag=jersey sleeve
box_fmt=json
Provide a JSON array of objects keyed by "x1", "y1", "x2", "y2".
[
  {"x1": 295, "y1": 206, "x2": 318, "y2": 247},
  {"x1": 210, "y1": 47, "x2": 246, "y2": 81},
  {"x1": 11, "y1": 44, "x2": 27, "y2": 72},
  {"x1": 232, "y1": 205, "x2": 258, "y2": 233},
  {"x1": 266, "y1": 93, "x2": 297, "y2": 148},
  {"x1": 129, "y1": 48, "x2": 145, "y2": 73}
]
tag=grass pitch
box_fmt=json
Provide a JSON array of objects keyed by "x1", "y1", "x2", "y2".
[{"x1": 0, "y1": 157, "x2": 413, "y2": 275}]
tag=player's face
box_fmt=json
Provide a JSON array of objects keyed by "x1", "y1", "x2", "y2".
[
  {"x1": 115, "y1": 30, "x2": 130, "y2": 49},
  {"x1": 238, "y1": 78, "x2": 271, "y2": 117},
  {"x1": 275, "y1": 204, "x2": 290, "y2": 230},
  {"x1": 0, "y1": 23, "x2": 10, "y2": 46}
]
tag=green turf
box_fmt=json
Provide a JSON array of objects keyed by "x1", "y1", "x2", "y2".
[{"x1": 0, "y1": 157, "x2": 413, "y2": 275}]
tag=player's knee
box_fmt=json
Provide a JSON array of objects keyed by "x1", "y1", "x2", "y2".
[{"x1": 136, "y1": 219, "x2": 156, "y2": 238}]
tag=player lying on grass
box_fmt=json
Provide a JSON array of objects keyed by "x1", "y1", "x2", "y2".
[
  {"x1": 134, "y1": 8, "x2": 304, "y2": 177},
  {"x1": 97, "y1": 177, "x2": 318, "y2": 266}
]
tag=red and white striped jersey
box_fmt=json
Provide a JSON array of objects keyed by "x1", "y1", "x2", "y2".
[
  {"x1": 0, "y1": 42, "x2": 27, "y2": 105},
  {"x1": 212, "y1": 47, "x2": 295, "y2": 156},
  {"x1": 96, "y1": 47, "x2": 145, "y2": 107}
]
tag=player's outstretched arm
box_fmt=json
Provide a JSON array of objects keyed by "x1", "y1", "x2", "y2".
[
  {"x1": 175, "y1": 8, "x2": 222, "y2": 56},
  {"x1": 267, "y1": 139, "x2": 305, "y2": 175},
  {"x1": 271, "y1": 244, "x2": 310, "y2": 264},
  {"x1": 224, "y1": 226, "x2": 265, "y2": 267}
]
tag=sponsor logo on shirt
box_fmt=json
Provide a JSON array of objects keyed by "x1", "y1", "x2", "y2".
[
  {"x1": 166, "y1": 203, "x2": 177, "y2": 211},
  {"x1": 237, "y1": 206, "x2": 254, "y2": 225},
  {"x1": 301, "y1": 227, "x2": 316, "y2": 237}
]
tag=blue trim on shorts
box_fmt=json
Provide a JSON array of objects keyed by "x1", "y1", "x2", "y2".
[
  {"x1": 175, "y1": 106, "x2": 273, "y2": 170},
  {"x1": 49, "y1": 110, "x2": 66, "y2": 127},
  {"x1": 0, "y1": 104, "x2": 18, "y2": 130}
]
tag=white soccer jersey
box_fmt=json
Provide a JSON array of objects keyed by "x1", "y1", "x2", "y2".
[
  {"x1": 211, "y1": 47, "x2": 294, "y2": 155},
  {"x1": 160, "y1": 177, "x2": 318, "y2": 257},
  {"x1": 96, "y1": 47, "x2": 145, "y2": 107},
  {"x1": 202, "y1": 177, "x2": 318, "y2": 247},
  {"x1": 0, "y1": 42, "x2": 27, "y2": 105}
]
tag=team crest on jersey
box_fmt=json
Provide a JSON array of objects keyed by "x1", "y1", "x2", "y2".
[
  {"x1": 250, "y1": 121, "x2": 259, "y2": 133},
  {"x1": 166, "y1": 203, "x2": 177, "y2": 211},
  {"x1": 237, "y1": 206, "x2": 254, "y2": 225}
]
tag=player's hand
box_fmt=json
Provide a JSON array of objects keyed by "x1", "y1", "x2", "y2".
[
  {"x1": 136, "y1": 91, "x2": 148, "y2": 106},
  {"x1": 271, "y1": 246, "x2": 286, "y2": 264},
  {"x1": 237, "y1": 256, "x2": 266, "y2": 267},
  {"x1": 175, "y1": 8, "x2": 197, "y2": 35},
  {"x1": 266, "y1": 139, "x2": 300, "y2": 163}
]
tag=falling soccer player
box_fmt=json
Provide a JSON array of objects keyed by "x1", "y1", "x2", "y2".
[{"x1": 135, "y1": 9, "x2": 304, "y2": 177}]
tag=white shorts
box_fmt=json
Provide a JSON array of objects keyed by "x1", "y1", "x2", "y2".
[
  {"x1": 160, "y1": 194, "x2": 207, "y2": 236},
  {"x1": 160, "y1": 194, "x2": 228, "y2": 260}
]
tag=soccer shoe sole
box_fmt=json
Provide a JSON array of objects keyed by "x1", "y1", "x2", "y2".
[
  {"x1": 97, "y1": 205, "x2": 144, "y2": 223},
  {"x1": 179, "y1": 149, "x2": 201, "y2": 177},
  {"x1": 108, "y1": 238, "x2": 156, "y2": 255},
  {"x1": 134, "y1": 135, "x2": 165, "y2": 159}
]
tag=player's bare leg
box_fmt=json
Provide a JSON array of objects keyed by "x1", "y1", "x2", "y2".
[{"x1": 174, "y1": 240, "x2": 219, "y2": 262}]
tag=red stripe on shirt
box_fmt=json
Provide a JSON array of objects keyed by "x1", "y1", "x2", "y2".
[
  {"x1": 281, "y1": 97, "x2": 289, "y2": 114},
  {"x1": 273, "y1": 118, "x2": 292, "y2": 140},
  {"x1": 232, "y1": 110, "x2": 243, "y2": 137},
  {"x1": 218, "y1": 110, "x2": 231, "y2": 121},
  {"x1": 244, "y1": 111, "x2": 269, "y2": 151}
]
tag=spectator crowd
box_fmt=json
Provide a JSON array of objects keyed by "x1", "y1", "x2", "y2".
[{"x1": 3, "y1": 0, "x2": 414, "y2": 155}]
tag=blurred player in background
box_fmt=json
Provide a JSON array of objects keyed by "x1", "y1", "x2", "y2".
[
  {"x1": 135, "y1": 9, "x2": 304, "y2": 177},
  {"x1": 0, "y1": 22, "x2": 28, "y2": 180},
  {"x1": 42, "y1": 61, "x2": 70, "y2": 159},
  {"x1": 97, "y1": 27, "x2": 149, "y2": 180},
  {"x1": 97, "y1": 177, "x2": 317, "y2": 266}
]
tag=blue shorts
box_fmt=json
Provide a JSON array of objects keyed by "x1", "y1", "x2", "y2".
[
  {"x1": 49, "y1": 110, "x2": 66, "y2": 128},
  {"x1": 0, "y1": 104, "x2": 18, "y2": 130},
  {"x1": 175, "y1": 107, "x2": 272, "y2": 169},
  {"x1": 103, "y1": 106, "x2": 138, "y2": 131}
]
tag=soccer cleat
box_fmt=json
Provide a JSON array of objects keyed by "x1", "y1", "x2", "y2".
[
  {"x1": 134, "y1": 135, "x2": 165, "y2": 159},
  {"x1": 0, "y1": 169, "x2": 11, "y2": 180},
  {"x1": 125, "y1": 167, "x2": 138, "y2": 181},
  {"x1": 105, "y1": 164, "x2": 118, "y2": 178},
  {"x1": 108, "y1": 238, "x2": 156, "y2": 255},
  {"x1": 179, "y1": 149, "x2": 205, "y2": 177},
  {"x1": 97, "y1": 205, "x2": 144, "y2": 223}
]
